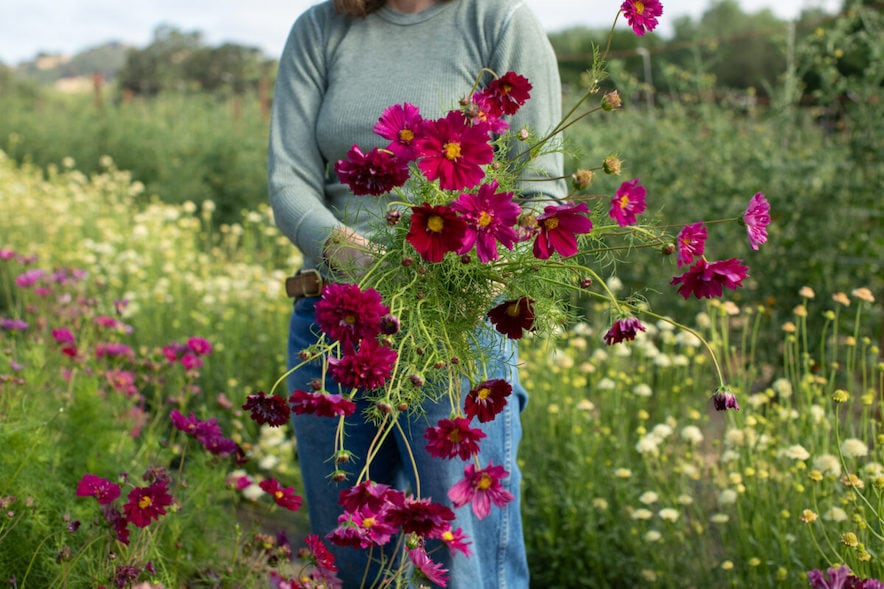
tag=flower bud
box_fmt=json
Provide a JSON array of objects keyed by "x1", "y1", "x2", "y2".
[
  {"x1": 460, "y1": 254, "x2": 471, "y2": 264},
  {"x1": 331, "y1": 470, "x2": 348, "y2": 483},
  {"x1": 309, "y1": 378, "x2": 323, "y2": 391},
  {"x1": 376, "y1": 402, "x2": 393, "y2": 414},
  {"x1": 401, "y1": 257, "x2": 414, "y2": 267},
  {"x1": 572, "y1": 169, "x2": 593, "y2": 190},
  {"x1": 409, "y1": 374, "x2": 424, "y2": 387},
  {"x1": 602, "y1": 90, "x2": 622, "y2": 111},
  {"x1": 661, "y1": 243, "x2": 675, "y2": 256},
  {"x1": 603, "y1": 156, "x2": 622, "y2": 175},
  {"x1": 579, "y1": 277, "x2": 593, "y2": 289},
  {"x1": 380, "y1": 314, "x2": 401, "y2": 335},
  {"x1": 434, "y1": 360, "x2": 447, "y2": 369},
  {"x1": 397, "y1": 402, "x2": 409, "y2": 411},
  {"x1": 518, "y1": 128, "x2": 530, "y2": 141},
  {"x1": 386, "y1": 210, "x2": 401, "y2": 225}
]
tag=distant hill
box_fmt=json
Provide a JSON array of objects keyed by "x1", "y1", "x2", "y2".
[{"x1": 14, "y1": 42, "x2": 132, "y2": 86}]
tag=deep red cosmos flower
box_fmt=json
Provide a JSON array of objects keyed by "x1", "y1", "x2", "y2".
[
  {"x1": 328, "y1": 338, "x2": 398, "y2": 390},
  {"x1": 676, "y1": 222, "x2": 707, "y2": 267},
  {"x1": 711, "y1": 387, "x2": 741, "y2": 411},
  {"x1": 451, "y1": 181, "x2": 521, "y2": 263},
  {"x1": 303, "y1": 533, "x2": 338, "y2": 574},
  {"x1": 123, "y1": 481, "x2": 174, "y2": 528},
  {"x1": 533, "y1": 201, "x2": 593, "y2": 259},
  {"x1": 670, "y1": 258, "x2": 749, "y2": 300},
  {"x1": 337, "y1": 480, "x2": 397, "y2": 513},
  {"x1": 242, "y1": 391, "x2": 291, "y2": 427},
  {"x1": 289, "y1": 389, "x2": 356, "y2": 417},
  {"x1": 409, "y1": 546, "x2": 450, "y2": 587},
  {"x1": 609, "y1": 178, "x2": 647, "y2": 227},
  {"x1": 406, "y1": 202, "x2": 469, "y2": 263},
  {"x1": 465, "y1": 378, "x2": 512, "y2": 423},
  {"x1": 466, "y1": 92, "x2": 510, "y2": 134},
  {"x1": 315, "y1": 283, "x2": 389, "y2": 350},
  {"x1": 415, "y1": 110, "x2": 493, "y2": 190},
  {"x1": 487, "y1": 297, "x2": 535, "y2": 340},
  {"x1": 387, "y1": 495, "x2": 456, "y2": 536},
  {"x1": 621, "y1": 0, "x2": 663, "y2": 36},
  {"x1": 603, "y1": 317, "x2": 647, "y2": 345},
  {"x1": 478, "y1": 71, "x2": 533, "y2": 116},
  {"x1": 169, "y1": 410, "x2": 237, "y2": 456},
  {"x1": 334, "y1": 144, "x2": 410, "y2": 196},
  {"x1": 447, "y1": 462, "x2": 514, "y2": 520},
  {"x1": 373, "y1": 102, "x2": 424, "y2": 162},
  {"x1": 743, "y1": 192, "x2": 771, "y2": 250},
  {"x1": 76, "y1": 474, "x2": 121, "y2": 505},
  {"x1": 259, "y1": 478, "x2": 302, "y2": 512},
  {"x1": 424, "y1": 417, "x2": 487, "y2": 460},
  {"x1": 101, "y1": 504, "x2": 130, "y2": 544}
]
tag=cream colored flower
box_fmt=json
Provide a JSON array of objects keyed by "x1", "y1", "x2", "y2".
[
  {"x1": 832, "y1": 292, "x2": 851, "y2": 306},
  {"x1": 718, "y1": 489, "x2": 738, "y2": 505},
  {"x1": 812, "y1": 454, "x2": 842, "y2": 477},
  {"x1": 823, "y1": 506, "x2": 848, "y2": 522},
  {"x1": 681, "y1": 425, "x2": 704, "y2": 445},
  {"x1": 784, "y1": 444, "x2": 811, "y2": 461},
  {"x1": 658, "y1": 508, "x2": 679, "y2": 522},
  {"x1": 639, "y1": 491, "x2": 659, "y2": 505},
  {"x1": 841, "y1": 438, "x2": 868, "y2": 458},
  {"x1": 799, "y1": 286, "x2": 815, "y2": 299},
  {"x1": 631, "y1": 508, "x2": 654, "y2": 520},
  {"x1": 644, "y1": 530, "x2": 662, "y2": 543},
  {"x1": 852, "y1": 287, "x2": 874, "y2": 303}
]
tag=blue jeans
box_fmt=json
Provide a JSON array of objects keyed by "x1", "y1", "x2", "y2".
[{"x1": 287, "y1": 296, "x2": 530, "y2": 588}]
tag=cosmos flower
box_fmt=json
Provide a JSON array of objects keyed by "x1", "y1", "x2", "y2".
[
  {"x1": 76, "y1": 474, "x2": 121, "y2": 505},
  {"x1": 711, "y1": 387, "x2": 740, "y2": 411},
  {"x1": 424, "y1": 417, "x2": 487, "y2": 460},
  {"x1": 447, "y1": 462, "x2": 514, "y2": 520},
  {"x1": 533, "y1": 201, "x2": 593, "y2": 259},
  {"x1": 431, "y1": 525, "x2": 473, "y2": 558},
  {"x1": 603, "y1": 317, "x2": 647, "y2": 345},
  {"x1": 609, "y1": 178, "x2": 647, "y2": 227},
  {"x1": 259, "y1": 478, "x2": 303, "y2": 512},
  {"x1": 335, "y1": 144, "x2": 410, "y2": 196},
  {"x1": 303, "y1": 533, "x2": 338, "y2": 574},
  {"x1": 487, "y1": 297, "x2": 536, "y2": 339},
  {"x1": 743, "y1": 192, "x2": 771, "y2": 250},
  {"x1": 289, "y1": 389, "x2": 356, "y2": 417},
  {"x1": 621, "y1": 0, "x2": 664, "y2": 36},
  {"x1": 406, "y1": 202, "x2": 469, "y2": 263},
  {"x1": 242, "y1": 391, "x2": 291, "y2": 427},
  {"x1": 415, "y1": 110, "x2": 493, "y2": 190},
  {"x1": 373, "y1": 102, "x2": 425, "y2": 161},
  {"x1": 328, "y1": 338, "x2": 397, "y2": 390},
  {"x1": 123, "y1": 481, "x2": 174, "y2": 528},
  {"x1": 476, "y1": 71, "x2": 533, "y2": 116},
  {"x1": 464, "y1": 379, "x2": 512, "y2": 423},
  {"x1": 409, "y1": 545, "x2": 450, "y2": 587},
  {"x1": 186, "y1": 336, "x2": 213, "y2": 356},
  {"x1": 451, "y1": 181, "x2": 521, "y2": 263},
  {"x1": 315, "y1": 283, "x2": 389, "y2": 350},
  {"x1": 676, "y1": 222, "x2": 707, "y2": 267},
  {"x1": 670, "y1": 258, "x2": 749, "y2": 299},
  {"x1": 386, "y1": 495, "x2": 456, "y2": 536}
]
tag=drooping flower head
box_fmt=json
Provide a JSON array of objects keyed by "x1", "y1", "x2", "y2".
[
  {"x1": 303, "y1": 533, "x2": 339, "y2": 575},
  {"x1": 242, "y1": 391, "x2": 291, "y2": 427},
  {"x1": 609, "y1": 178, "x2": 647, "y2": 227},
  {"x1": 373, "y1": 102, "x2": 424, "y2": 162},
  {"x1": 477, "y1": 71, "x2": 533, "y2": 116},
  {"x1": 671, "y1": 258, "x2": 748, "y2": 300},
  {"x1": 451, "y1": 181, "x2": 521, "y2": 262},
  {"x1": 424, "y1": 416, "x2": 487, "y2": 460},
  {"x1": 743, "y1": 192, "x2": 771, "y2": 250},
  {"x1": 328, "y1": 338, "x2": 398, "y2": 390},
  {"x1": 406, "y1": 202, "x2": 469, "y2": 263},
  {"x1": 447, "y1": 462, "x2": 515, "y2": 520},
  {"x1": 487, "y1": 297, "x2": 535, "y2": 340},
  {"x1": 603, "y1": 317, "x2": 647, "y2": 345},
  {"x1": 259, "y1": 478, "x2": 303, "y2": 512},
  {"x1": 621, "y1": 0, "x2": 663, "y2": 36},
  {"x1": 711, "y1": 387, "x2": 740, "y2": 412},
  {"x1": 415, "y1": 110, "x2": 493, "y2": 190},
  {"x1": 335, "y1": 144, "x2": 410, "y2": 196},
  {"x1": 123, "y1": 481, "x2": 174, "y2": 528},
  {"x1": 289, "y1": 389, "x2": 357, "y2": 417},
  {"x1": 387, "y1": 495, "x2": 456, "y2": 536},
  {"x1": 464, "y1": 378, "x2": 512, "y2": 423},
  {"x1": 315, "y1": 283, "x2": 390, "y2": 350},
  {"x1": 409, "y1": 545, "x2": 450, "y2": 587},
  {"x1": 676, "y1": 222, "x2": 707, "y2": 267},
  {"x1": 466, "y1": 92, "x2": 510, "y2": 134},
  {"x1": 533, "y1": 201, "x2": 593, "y2": 259},
  {"x1": 76, "y1": 474, "x2": 121, "y2": 505}
]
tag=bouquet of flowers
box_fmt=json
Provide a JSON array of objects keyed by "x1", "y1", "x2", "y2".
[{"x1": 247, "y1": 1, "x2": 770, "y2": 586}]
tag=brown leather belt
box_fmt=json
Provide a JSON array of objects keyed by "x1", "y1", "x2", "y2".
[{"x1": 285, "y1": 268, "x2": 328, "y2": 298}]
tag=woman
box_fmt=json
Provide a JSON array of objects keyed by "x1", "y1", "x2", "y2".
[{"x1": 267, "y1": 0, "x2": 564, "y2": 586}]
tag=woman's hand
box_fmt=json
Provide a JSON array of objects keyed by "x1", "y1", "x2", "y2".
[{"x1": 322, "y1": 226, "x2": 374, "y2": 278}]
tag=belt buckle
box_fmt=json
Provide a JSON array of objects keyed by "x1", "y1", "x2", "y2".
[{"x1": 298, "y1": 268, "x2": 324, "y2": 298}]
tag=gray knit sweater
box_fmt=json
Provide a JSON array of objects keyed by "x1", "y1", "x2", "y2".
[{"x1": 267, "y1": 0, "x2": 565, "y2": 270}]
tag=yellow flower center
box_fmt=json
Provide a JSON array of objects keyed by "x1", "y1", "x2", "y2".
[
  {"x1": 634, "y1": 1, "x2": 645, "y2": 14},
  {"x1": 477, "y1": 473, "x2": 493, "y2": 490},
  {"x1": 477, "y1": 387, "x2": 491, "y2": 400},
  {"x1": 543, "y1": 217, "x2": 559, "y2": 230},
  {"x1": 362, "y1": 517, "x2": 375, "y2": 529},
  {"x1": 448, "y1": 429, "x2": 463, "y2": 443},
  {"x1": 443, "y1": 142, "x2": 462, "y2": 160},
  {"x1": 138, "y1": 496, "x2": 152, "y2": 509},
  {"x1": 343, "y1": 314, "x2": 356, "y2": 325},
  {"x1": 427, "y1": 215, "x2": 444, "y2": 233},
  {"x1": 501, "y1": 83, "x2": 512, "y2": 95},
  {"x1": 442, "y1": 530, "x2": 454, "y2": 541},
  {"x1": 505, "y1": 303, "x2": 521, "y2": 317},
  {"x1": 275, "y1": 491, "x2": 284, "y2": 500},
  {"x1": 619, "y1": 195, "x2": 630, "y2": 209},
  {"x1": 477, "y1": 211, "x2": 493, "y2": 227},
  {"x1": 399, "y1": 128, "x2": 414, "y2": 142}
]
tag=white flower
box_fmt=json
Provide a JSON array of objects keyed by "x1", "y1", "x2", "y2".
[
  {"x1": 841, "y1": 438, "x2": 869, "y2": 458},
  {"x1": 576, "y1": 399, "x2": 595, "y2": 412},
  {"x1": 719, "y1": 450, "x2": 740, "y2": 463},
  {"x1": 675, "y1": 330, "x2": 702, "y2": 347},
  {"x1": 812, "y1": 454, "x2": 842, "y2": 476},
  {"x1": 242, "y1": 483, "x2": 265, "y2": 501},
  {"x1": 597, "y1": 377, "x2": 617, "y2": 390},
  {"x1": 810, "y1": 404, "x2": 826, "y2": 423},
  {"x1": 631, "y1": 508, "x2": 654, "y2": 520},
  {"x1": 633, "y1": 383, "x2": 653, "y2": 398},
  {"x1": 718, "y1": 489, "x2": 738, "y2": 505},
  {"x1": 676, "y1": 494, "x2": 694, "y2": 505},
  {"x1": 863, "y1": 462, "x2": 884, "y2": 477},
  {"x1": 710, "y1": 513, "x2": 730, "y2": 524},
  {"x1": 772, "y1": 378, "x2": 793, "y2": 398},
  {"x1": 607, "y1": 275, "x2": 623, "y2": 292},
  {"x1": 747, "y1": 393, "x2": 769, "y2": 409},
  {"x1": 636, "y1": 436, "x2": 660, "y2": 455},
  {"x1": 614, "y1": 468, "x2": 632, "y2": 479},
  {"x1": 681, "y1": 425, "x2": 704, "y2": 445},
  {"x1": 651, "y1": 423, "x2": 673, "y2": 439},
  {"x1": 654, "y1": 354, "x2": 672, "y2": 368},
  {"x1": 644, "y1": 530, "x2": 662, "y2": 542},
  {"x1": 783, "y1": 444, "x2": 810, "y2": 461},
  {"x1": 593, "y1": 497, "x2": 609, "y2": 510},
  {"x1": 658, "y1": 508, "x2": 680, "y2": 522},
  {"x1": 725, "y1": 428, "x2": 746, "y2": 447},
  {"x1": 823, "y1": 507, "x2": 848, "y2": 522},
  {"x1": 639, "y1": 491, "x2": 659, "y2": 505}
]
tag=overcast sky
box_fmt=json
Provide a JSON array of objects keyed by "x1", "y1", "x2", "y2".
[{"x1": 0, "y1": 0, "x2": 841, "y2": 66}]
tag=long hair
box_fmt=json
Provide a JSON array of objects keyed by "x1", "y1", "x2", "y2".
[{"x1": 333, "y1": 0, "x2": 453, "y2": 17}]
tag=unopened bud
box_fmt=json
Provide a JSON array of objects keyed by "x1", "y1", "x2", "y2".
[
  {"x1": 409, "y1": 374, "x2": 424, "y2": 387},
  {"x1": 572, "y1": 169, "x2": 593, "y2": 190},
  {"x1": 603, "y1": 156, "x2": 622, "y2": 175},
  {"x1": 397, "y1": 402, "x2": 409, "y2": 411},
  {"x1": 461, "y1": 254, "x2": 471, "y2": 264},
  {"x1": 518, "y1": 128, "x2": 530, "y2": 141},
  {"x1": 386, "y1": 210, "x2": 401, "y2": 225},
  {"x1": 602, "y1": 90, "x2": 622, "y2": 111},
  {"x1": 579, "y1": 277, "x2": 593, "y2": 289},
  {"x1": 331, "y1": 470, "x2": 348, "y2": 483},
  {"x1": 401, "y1": 257, "x2": 414, "y2": 267},
  {"x1": 376, "y1": 402, "x2": 393, "y2": 414},
  {"x1": 661, "y1": 243, "x2": 676, "y2": 256}
]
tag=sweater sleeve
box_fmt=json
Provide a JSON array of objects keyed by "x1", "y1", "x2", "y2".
[
  {"x1": 267, "y1": 6, "x2": 347, "y2": 264},
  {"x1": 488, "y1": 2, "x2": 567, "y2": 201}
]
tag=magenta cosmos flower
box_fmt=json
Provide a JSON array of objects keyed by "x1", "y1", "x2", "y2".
[
  {"x1": 425, "y1": 416, "x2": 487, "y2": 460},
  {"x1": 743, "y1": 192, "x2": 771, "y2": 250},
  {"x1": 415, "y1": 110, "x2": 493, "y2": 190},
  {"x1": 451, "y1": 181, "x2": 521, "y2": 262},
  {"x1": 448, "y1": 462, "x2": 514, "y2": 520},
  {"x1": 609, "y1": 178, "x2": 647, "y2": 227},
  {"x1": 603, "y1": 317, "x2": 647, "y2": 345},
  {"x1": 373, "y1": 102, "x2": 424, "y2": 162},
  {"x1": 123, "y1": 481, "x2": 174, "y2": 528},
  {"x1": 315, "y1": 283, "x2": 389, "y2": 350},
  {"x1": 432, "y1": 525, "x2": 473, "y2": 557},
  {"x1": 328, "y1": 338, "x2": 397, "y2": 390},
  {"x1": 406, "y1": 202, "x2": 469, "y2": 263},
  {"x1": 387, "y1": 495, "x2": 456, "y2": 536},
  {"x1": 409, "y1": 546, "x2": 450, "y2": 587},
  {"x1": 303, "y1": 534, "x2": 338, "y2": 575},
  {"x1": 465, "y1": 378, "x2": 512, "y2": 423},
  {"x1": 670, "y1": 258, "x2": 749, "y2": 299},
  {"x1": 289, "y1": 389, "x2": 356, "y2": 417},
  {"x1": 477, "y1": 71, "x2": 533, "y2": 116},
  {"x1": 335, "y1": 144, "x2": 410, "y2": 196},
  {"x1": 533, "y1": 201, "x2": 593, "y2": 259},
  {"x1": 676, "y1": 222, "x2": 707, "y2": 267},
  {"x1": 259, "y1": 478, "x2": 302, "y2": 512},
  {"x1": 621, "y1": 0, "x2": 663, "y2": 36},
  {"x1": 242, "y1": 391, "x2": 291, "y2": 427},
  {"x1": 76, "y1": 474, "x2": 121, "y2": 505},
  {"x1": 487, "y1": 297, "x2": 535, "y2": 339}
]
